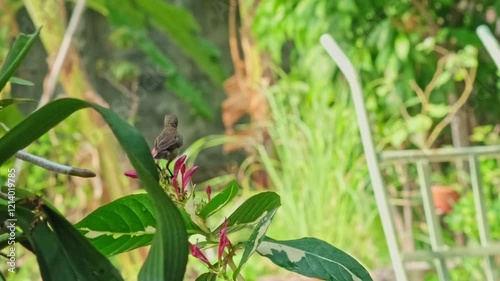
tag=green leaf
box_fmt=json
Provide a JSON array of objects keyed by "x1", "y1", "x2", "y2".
[
  {"x1": 194, "y1": 272, "x2": 217, "y2": 281},
  {"x1": 0, "y1": 27, "x2": 41, "y2": 92},
  {"x1": 178, "y1": 207, "x2": 207, "y2": 235},
  {"x1": 257, "y1": 237, "x2": 373, "y2": 281},
  {"x1": 12, "y1": 205, "x2": 81, "y2": 281},
  {"x1": 0, "y1": 98, "x2": 35, "y2": 110},
  {"x1": 434, "y1": 72, "x2": 451, "y2": 89},
  {"x1": 470, "y1": 125, "x2": 494, "y2": 143},
  {"x1": 415, "y1": 37, "x2": 435, "y2": 54},
  {"x1": 75, "y1": 193, "x2": 156, "y2": 256},
  {"x1": 427, "y1": 104, "x2": 449, "y2": 118},
  {"x1": 389, "y1": 128, "x2": 408, "y2": 147},
  {"x1": 1, "y1": 198, "x2": 122, "y2": 280},
  {"x1": 76, "y1": 193, "x2": 205, "y2": 256},
  {"x1": 395, "y1": 34, "x2": 410, "y2": 60},
  {"x1": 234, "y1": 208, "x2": 278, "y2": 279},
  {"x1": 215, "y1": 192, "x2": 281, "y2": 234},
  {"x1": 406, "y1": 114, "x2": 433, "y2": 133},
  {"x1": 198, "y1": 180, "x2": 239, "y2": 219},
  {"x1": 447, "y1": 28, "x2": 481, "y2": 47},
  {"x1": 0, "y1": 98, "x2": 188, "y2": 281},
  {"x1": 9, "y1": 76, "x2": 34, "y2": 86},
  {"x1": 43, "y1": 205, "x2": 124, "y2": 280}
]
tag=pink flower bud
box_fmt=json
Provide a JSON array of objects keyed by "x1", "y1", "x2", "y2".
[
  {"x1": 218, "y1": 219, "x2": 232, "y2": 261},
  {"x1": 189, "y1": 242, "x2": 212, "y2": 267},
  {"x1": 124, "y1": 169, "x2": 139, "y2": 179},
  {"x1": 173, "y1": 155, "x2": 187, "y2": 174},
  {"x1": 206, "y1": 185, "x2": 212, "y2": 201},
  {"x1": 182, "y1": 166, "x2": 198, "y2": 192}
]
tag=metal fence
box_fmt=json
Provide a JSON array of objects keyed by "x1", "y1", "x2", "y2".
[{"x1": 321, "y1": 25, "x2": 500, "y2": 281}]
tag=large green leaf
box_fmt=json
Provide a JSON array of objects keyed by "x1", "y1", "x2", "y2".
[
  {"x1": 215, "y1": 191, "x2": 281, "y2": 234},
  {"x1": 234, "y1": 208, "x2": 278, "y2": 279},
  {"x1": 2, "y1": 201, "x2": 122, "y2": 280},
  {"x1": 198, "y1": 180, "x2": 239, "y2": 219},
  {"x1": 0, "y1": 98, "x2": 188, "y2": 281},
  {"x1": 43, "y1": 205, "x2": 124, "y2": 280},
  {"x1": 257, "y1": 237, "x2": 373, "y2": 281},
  {"x1": 75, "y1": 193, "x2": 156, "y2": 256},
  {"x1": 0, "y1": 27, "x2": 41, "y2": 92},
  {"x1": 76, "y1": 193, "x2": 205, "y2": 256},
  {"x1": 13, "y1": 205, "x2": 81, "y2": 281}
]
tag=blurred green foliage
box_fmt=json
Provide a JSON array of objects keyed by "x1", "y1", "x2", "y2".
[
  {"x1": 254, "y1": 0, "x2": 500, "y2": 149},
  {"x1": 88, "y1": 0, "x2": 226, "y2": 118},
  {"x1": 252, "y1": 0, "x2": 500, "y2": 276}
]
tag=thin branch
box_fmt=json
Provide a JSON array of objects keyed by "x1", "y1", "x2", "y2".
[
  {"x1": 15, "y1": 151, "x2": 96, "y2": 178},
  {"x1": 2, "y1": 123, "x2": 95, "y2": 178},
  {"x1": 434, "y1": 45, "x2": 449, "y2": 56},
  {"x1": 408, "y1": 53, "x2": 447, "y2": 116},
  {"x1": 399, "y1": 105, "x2": 412, "y2": 121},
  {"x1": 425, "y1": 65, "x2": 477, "y2": 148},
  {"x1": 37, "y1": 0, "x2": 88, "y2": 109},
  {"x1": 409, "y1": 79, "x2": 429, "y2": 112},
  {"x1": 395, "y1": 89, "x2": 412, "y2": 121},
  {"x1": 423, "y1": 56, "x2": 447, "y2": 99}
]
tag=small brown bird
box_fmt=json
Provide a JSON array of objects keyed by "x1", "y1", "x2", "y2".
[{"x1": 152, "y1": 114, "x2": 183, "y2": 175}]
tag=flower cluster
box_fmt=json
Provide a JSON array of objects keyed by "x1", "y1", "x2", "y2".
[
  {"x1": 124, "y1": 154, "x2": 233, "y2": 274},
  {"x1": 124, "y1": 154, "x2": 199, "y2": 202},
  {"x1": 189, "y1": 219, "x2": 233, "y2": 271},
  {"x1": 171, "y1": 155, "x2": 198, "y2": 201}
]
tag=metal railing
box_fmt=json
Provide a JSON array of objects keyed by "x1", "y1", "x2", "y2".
[
  {"x1": 380, "y1": 146, "x2": 500, "y2": 281},
  {"x1": 321, "y1": 25, "x2": 500, "y2": 281}
]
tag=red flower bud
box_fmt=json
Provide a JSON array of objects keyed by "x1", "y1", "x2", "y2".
[
  {"x1": 173, "y1": 155, "x2": 187, "y2": 178},
  {"x1": 124, "y1": 169, "x2": 139, "y2": 179},
  {"x1": 206, "y1": 185, "x2": 212, "y2": 201},
  {"x1": 189, "y1": 242, "x2": 212, "y2": 268},
  {"x1": 182, "y1": 166, "x2": 198, "y2": 192},
  {"x1": 218, "y1": 219, "x2": 232, "y2": 261}
]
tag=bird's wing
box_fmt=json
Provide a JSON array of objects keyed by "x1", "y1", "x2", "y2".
[{"x1": 154, "y1": 133, "x2": 182, "y2": 152}]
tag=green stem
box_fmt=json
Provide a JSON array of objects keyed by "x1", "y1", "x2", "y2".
[{"x1": 226, "y1": 252, "x2": 245, "y2": 281}]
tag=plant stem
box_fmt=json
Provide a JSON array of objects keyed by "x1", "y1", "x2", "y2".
[{"x1": 227, "y1": 256, "x2": 245, "y2": 281}]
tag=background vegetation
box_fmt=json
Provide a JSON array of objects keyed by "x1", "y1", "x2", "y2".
[{"x1": 0, "y1": 0, "x2": 499, "y2": 280}]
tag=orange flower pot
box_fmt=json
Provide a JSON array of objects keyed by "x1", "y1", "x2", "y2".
[{"x1": 431, "y1": 185, "x2": 460, "y2": 215}]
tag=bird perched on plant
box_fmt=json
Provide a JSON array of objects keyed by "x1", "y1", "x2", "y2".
[{"x1": 152, "y1": 114, "x2": 183, "y2": 176}]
